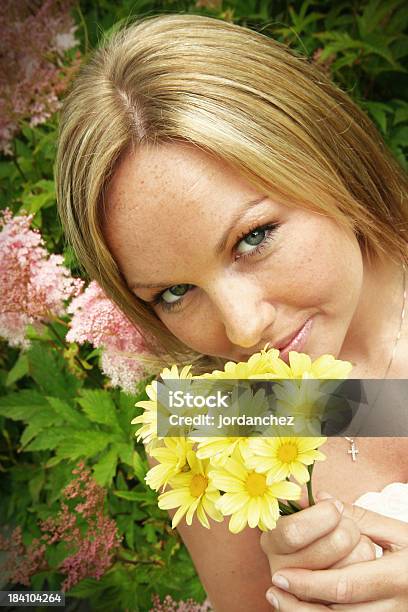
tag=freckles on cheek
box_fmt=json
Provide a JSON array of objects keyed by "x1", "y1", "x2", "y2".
[{"x1": 160, "y1": 311, "x2": 224, "y2": 355}]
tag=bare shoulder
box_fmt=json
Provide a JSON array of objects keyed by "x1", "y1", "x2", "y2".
[{"x1": 145, "y1": 451, "x2": 272, "y2": 612}]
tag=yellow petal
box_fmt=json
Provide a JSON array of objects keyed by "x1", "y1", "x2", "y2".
[
  {"x1": 290, "y1": 461, "x2": 310, "y2": 485},
  {"x1": 229, "y1": 506, "x2": 249, "y2": 534}
]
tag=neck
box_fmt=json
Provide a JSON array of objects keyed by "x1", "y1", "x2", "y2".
[{"x1": 338, "y1": 254, "x2": 406, "y2": 378}]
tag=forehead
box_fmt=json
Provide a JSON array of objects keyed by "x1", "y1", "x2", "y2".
[{"x1": 103, "y1": 141, "x2": 262, "y2": 282}]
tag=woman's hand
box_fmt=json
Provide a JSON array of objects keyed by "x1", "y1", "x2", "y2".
[
  {"x1": 262, "y1": 492, "x2": 408, "y2": 610},
  {"x1": 260, "y1": 495, "x2": 377, "y2": 576}
]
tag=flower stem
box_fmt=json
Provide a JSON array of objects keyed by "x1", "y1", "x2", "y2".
[
  {"x1": 287, "y1": 500, "x2": 303, "y2": 512},
  {"x1": 278, "y1": 502, "x2": 294, "y2": 515},
  {"x1": 307, "y1": 463, "x2": 315, "y2": 506}
]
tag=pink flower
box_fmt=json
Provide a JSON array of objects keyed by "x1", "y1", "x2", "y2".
[
  {"x1": 0, "y1": 208, "x2": 84, "y2": 348},
  {"x1": 0, "y1": 461, "x2": 122, "y2": 591},
  {"x1": 66, "y1": 281, "x2": 157, "y2": 392},
  {"x1": 150, "y1": 594, "x2": 214, "y2": 611},
  {"x1": 0, "y1": 0, "x2": 80, "y2": 155},
  {"x1": 54, "y1": 462, "x2": 122, "y2": 591}
]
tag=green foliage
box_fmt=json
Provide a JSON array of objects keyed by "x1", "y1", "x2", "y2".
[
  {"x1": 1, "y1": 0, "x2": 407, "y2": 609},
  {"x1": 0, "y1": 336, "x2": 206, "y2": 608}
]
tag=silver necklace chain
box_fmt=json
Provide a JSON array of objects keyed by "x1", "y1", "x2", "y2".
[{"x1": 344, "y1": 262, "x2": 407, "y2": 461}]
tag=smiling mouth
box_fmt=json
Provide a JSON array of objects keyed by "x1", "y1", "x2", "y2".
[{"x1": 236, "y1": 317, "x2": 314, "y2": 361}]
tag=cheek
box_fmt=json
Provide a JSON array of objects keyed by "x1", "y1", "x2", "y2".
[{"x1": 157, "y1": 306, "x2": 227, "y2": 355}]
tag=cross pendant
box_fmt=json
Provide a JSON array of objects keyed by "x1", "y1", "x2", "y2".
[{"x1": 345, "y1": 438, "x2": 359, "y2": 461}]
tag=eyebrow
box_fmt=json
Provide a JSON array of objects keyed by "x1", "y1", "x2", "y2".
[{"x1": 130, "y1": 195, "x2": 268, "y2": 290}]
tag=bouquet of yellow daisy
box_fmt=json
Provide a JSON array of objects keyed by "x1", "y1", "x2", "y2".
[{"x1": 131, "y1": 346, "x2": 352, "y2": 534}]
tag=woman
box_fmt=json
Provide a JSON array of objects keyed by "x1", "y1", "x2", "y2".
[{"x1": 54, "y1": 13, "x2": 408, "y2": 610}]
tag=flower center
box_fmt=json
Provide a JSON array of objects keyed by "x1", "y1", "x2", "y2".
[
  {"x1": 246, "y1": 472, "x2": 267, "y2": 497},
  {"x1": 296, "y1": 402, "x2": 314, "y2": 417},
  {"x1": 189, "y1": 474, "x2": 208, "y2": 497},
  {"x1": 277, "y1": 443, "x2": 298, "y2": 463}
]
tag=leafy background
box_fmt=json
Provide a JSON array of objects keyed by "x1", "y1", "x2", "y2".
[{"x1": 0, "y1": 1, "x2": 407, "y2": 610}]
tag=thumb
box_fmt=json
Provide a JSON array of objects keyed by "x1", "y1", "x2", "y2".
[{"x1": 316, "y1": 490, "x2": 408, "y2": 552}]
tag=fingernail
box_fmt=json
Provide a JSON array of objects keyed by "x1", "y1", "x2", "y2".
[
  {"x1": 272, "y1": 574, "x2": 289, "y2": 590},
  {"x1": 315, "y1": 490, "x2": 333, "y2": 500},
  {"x1": 266, "y1": 589, "x2": 279, "y2": 609},
  {"x1": 316, "y1": 491, "x2": 343, "y2": 514}
]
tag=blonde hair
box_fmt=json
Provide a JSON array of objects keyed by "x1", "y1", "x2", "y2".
[{"x1": 55, "y1": 12, "x2": 408, "y2": 374}]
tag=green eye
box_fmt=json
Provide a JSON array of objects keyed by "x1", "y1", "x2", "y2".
[
  {"x1": 162, "y1": 283, "x2": 193, "y2": 304},
  {"x1": 236, "y1": 228, "x2": 267, "y2": 254}
]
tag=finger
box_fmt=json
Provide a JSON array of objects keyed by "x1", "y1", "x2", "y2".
[
  {"x1": 266, "y1": 587, "x2": 328, "y2": 610},
  {"x1": 317, "y1": 491, "x2": 408, "y2": 551},
  {"x1": 330, "y1": 599, "x2": 398, "y2": 610},
  {"x1": 271, "y1": 551, "x2": 407, "y2": 604},
  {"x1": 346, "y1": 504, "x2": 408, "y2": 552},
  {"x1": 269, "y1": 517, "x2": 361, "y2": 572},
  {"x1": 261, "y1": 499, "x2": 344, "y2": 555},
  {"x1": 329, "y1": 535, "x2": 377, "y2": 569}
]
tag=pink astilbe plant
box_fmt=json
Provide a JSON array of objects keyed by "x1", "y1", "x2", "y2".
[
  {"x1": 66, "y1": 280, "x2": 158, "y2": 392},
  {"x1": 0, "y1": 0, "x2": 81, "y2": 155},
  {"x1": 0, "y1": 208, "x2": 84, "y2": 348},
  {"x1": 150, "y1": 594, "x2": 214, "y2": 612},
  {"x1": 0, "y1": 461, "x2": 122, "y2": 591}
]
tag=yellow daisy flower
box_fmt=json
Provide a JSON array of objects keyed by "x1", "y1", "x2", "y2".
[
  {"x1": 145, "y1": 437, "x2": 195, "y2": 492},
  {"x1": 209, "y1": 446, "x2": 301, "y2": 533},
  {"x1": 195, "y1": 344, "x2": 280, "y2": 380},
  {"x1": 254, "y1": 351, "x2": 353, "y2": 380},
  {"x1": 131, "y1": 364, "x2": 194, "y2": 452},
  {"x1": 272, "y1": 378, "x2": 329, "y2": 436},
  {"x1": 131, "y1": 380, "x2": 159, "y2": 451},
  {"x1": 158, "y1": 451, "x2": 224, "y2": 529},
  {"x1": 242, "y1": 436, "x2": 327, "y2": 485},
  {"x1": 191, "y1": 385, "x2": 269, "y2": 463},
  {"x1": 193, "y1": 436, "x2": 252, "y2": 466}
]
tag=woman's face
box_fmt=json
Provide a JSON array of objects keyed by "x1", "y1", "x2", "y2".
[{"x1": 103, "y1": 141, "x2": 364, "y2": 364}]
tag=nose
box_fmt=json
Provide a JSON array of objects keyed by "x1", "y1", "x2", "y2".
[{"x1": 207, "y1": 274, "x2": 276, "y2": 349}]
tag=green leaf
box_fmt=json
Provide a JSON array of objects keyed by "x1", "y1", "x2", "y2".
[
  {"x1": 24, "y1": 428, "x2": 74, "y2": 452},
  {"x1": 116, "y1": 389, "x2": 142, "y2": 436},
  {"x1": 28, "y1": 468, "x2": 46, "y2": 503},
  {"x1": 77, "y1": 389, "x2": 122, "y2": 432},
  {"x1": 390, "y1": 125, "x2": 408, "y2": 146},
  {"x1": 113, "y1": 489, "x2": 154, "y2": 502},
  {"x1": 357, "y1": 0, "x2": 406, "y2": 37},
  {"x1": 27, "y1": 341, "x2": 80, "y2": 399},
  {"x1": 125, "y1": 520, "x2": 134, "y2": 549},
  {"x1": 6, "y1": 353, "x2": 29, "y2": 386},
  {"x1": 20, "y1": 407, "x2": 65, "y2": 447},
  {"x1": 92, "y1": 446, "x2": 119, "y2": 487},
  {"x1": 45, "y1": 455, "x2": 63, "y2": 468},
  {"x1": 56, "y1": 430, "x2": 112, "y2": 460},
  {"x1": 362, "y1": 101, "x2": 393, "y2": 133},
  {"x1": 132, "y1": 449, "x2": 148, "y2": 483},
  {"x1": 46, "y1": 397, "x2": 91, "y2": 429},
  {"x1": 116, "y1": 442, "x2": 133, "y2": 466},
  {"x1": 393, "y1": 100, "x2": 408, "y2": 126},
  {"x1": 0, "y1": 389, "x2": 45, "y2": 420},
  {"x1": 330, "y1": 53, "x2": 359, "y2": 72},
  {"x1": 68, "y1": 577, "x2": 107, "y2": 598}
]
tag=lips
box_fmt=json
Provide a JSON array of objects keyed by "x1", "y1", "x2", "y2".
[
  {"x1": 236, "y1": 317, "x2": 313, "y2": 360},
  {"x1": 274, "y1": 319, "x2": 312, "y2": 350},
  {"x1": 278, "y1": 317, "x2": 314, "y2": 362}
]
